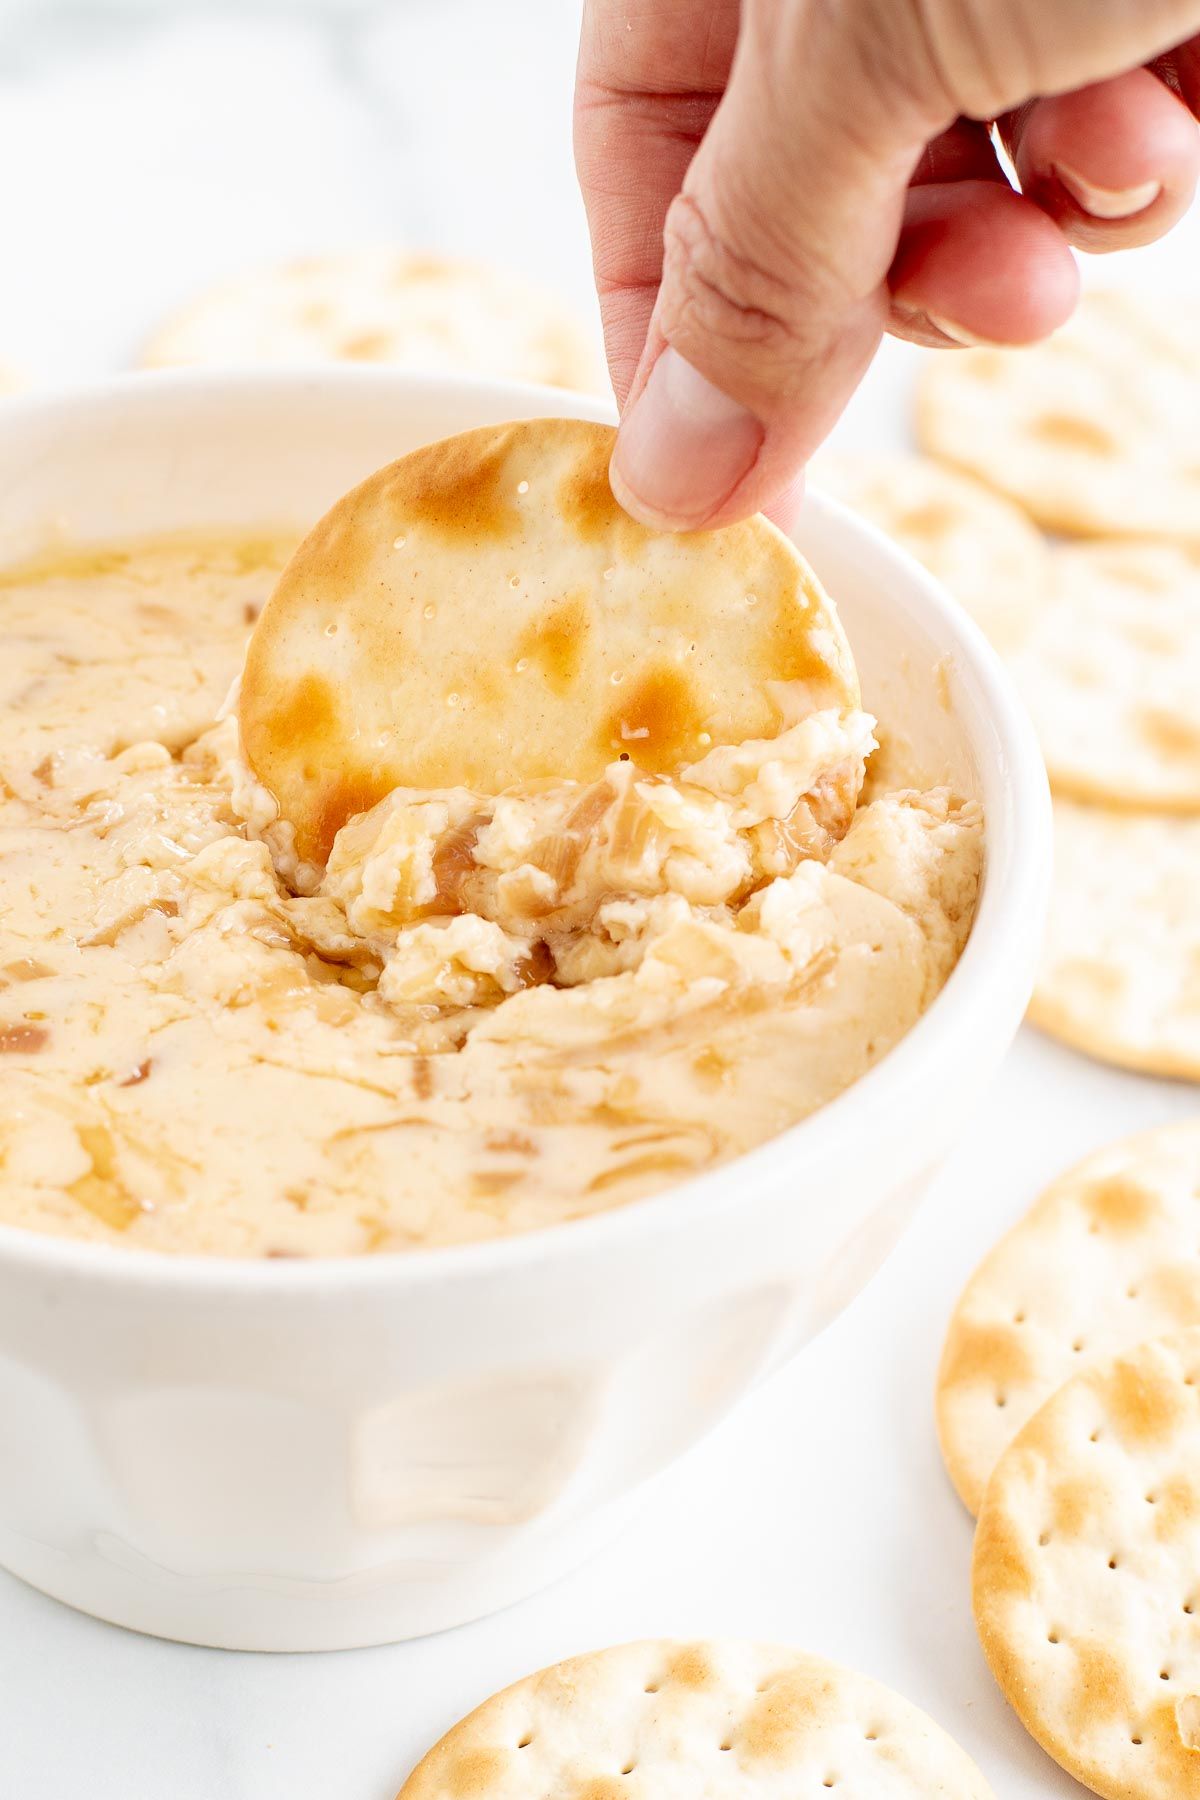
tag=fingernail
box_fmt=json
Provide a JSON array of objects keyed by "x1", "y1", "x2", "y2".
[
  {"x1": 923, "y1": 313, "x2": 1007, "y2": 348},
  {"x1": 1054, "y1": 163, "x2": 1162, "y2": 220},
  {"x1": 611, "y1": 348, "x2": 763, "y2": 530}
]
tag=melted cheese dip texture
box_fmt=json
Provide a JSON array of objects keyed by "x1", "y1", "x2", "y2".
[{"x1": 0, "y1": 536, "x2": 983, "y2": 1256}]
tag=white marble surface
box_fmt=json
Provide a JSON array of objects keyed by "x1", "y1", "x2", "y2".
[
  {"x1": 0, "y1": 4, "x2": 1198, "y2": 1796},
  {"x1": 0, "y1": 0, "x2": 602, "y2": 382}
]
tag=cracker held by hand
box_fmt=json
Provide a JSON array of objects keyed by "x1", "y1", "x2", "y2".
[
  {"x1": 240, "y1": 418, "x2": 861, "y2": 867},
  {"x1": 396, "y1": 1639, "x2": 994, "y2": 1798},
  {"x1": 916, "y1": 289, "x2": 1200, "y2": 543},
  {"x1": 974, "y1": 1328, "x2": 1200, "y2": 1800},
  {"x1": 938, "y1": 1120, "x2": 1200, "y2": 1515}
]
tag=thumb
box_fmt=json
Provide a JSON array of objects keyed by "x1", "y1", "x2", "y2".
[
  {"x1": 609, "y1": 0, "x2": 1200, "y2": 531},
  {"x1": 609, "y1": 0, "x2": 929, "y2": 530}
]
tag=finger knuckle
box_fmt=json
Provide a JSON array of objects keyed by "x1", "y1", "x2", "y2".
[{"x1": 659, "y1": 191, "x2": 812, "y2": 365}]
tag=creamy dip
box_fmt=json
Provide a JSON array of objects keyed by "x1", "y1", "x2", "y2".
[{"x1": 0, "y1": 536, "x2": 982, "y2": 1256}]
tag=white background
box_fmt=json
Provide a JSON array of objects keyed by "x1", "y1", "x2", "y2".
[{"x1": 0, "y1": 3, "x2": 1197, "y2": 1795}]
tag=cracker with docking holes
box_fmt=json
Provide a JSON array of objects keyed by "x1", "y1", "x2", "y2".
[
  {"x1": 938, "y1": 1121, "x2": 1200, "y2": 1515},
  {"x1": 140, "y1": 250, "x2": 603, "y2": 392},
  {"x1": 916, "y1": 289, "x2": 1200, "y2": 543},
  {"x1": 396, "y1": 1639, "x2": 995, "y2": 1799},
  {"x1": 240, "y1": 417, "x2": 863, "y2": 869},
  {"x1": 814, "y1": 451, "x2": 1048, "y2": 651},
  {"x1": 1009, "y1": 541, "x2": 1200, "y2": 812},
  {"x1": 974, "y1": 1328, "x2": 1200, "y2": 1800},
  {"x1": 1031, "y1": 799, "x2": 1200, "y2": 1080}
]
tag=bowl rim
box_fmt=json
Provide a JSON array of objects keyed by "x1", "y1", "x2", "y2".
[{"x1": 0, "y1": 365, "x2": 1052, "y2": 1294}]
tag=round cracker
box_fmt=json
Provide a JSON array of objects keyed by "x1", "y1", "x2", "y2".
[
  {"x1": 916, "y1": 290, "x2": 1200, "y2": 542},
  {"x1": 938, "y1": 1121, "x2": 1200, "y2": 1516},
  {"x1": 974, "y1": 1328, "x2": 1200, "y2": 1800},
  {"x1": 140, "y1": 250, "x2": 602, "y2": 392},
  {"x1": 397, "y1": 1639, "x2": 994, "y2": 1798},
  {"x1": 240, "y1": 417, "x2": 861, "y2": 867},
  {"x1": 1031, "y1": 800, "x2": 1200, "y2": 1080},
  {"x1": 813, "y1": 451, "x2": 1048, "y2": 650},
  {"x1": 1009, "y1": 541, "x2": 1200, "y2": 812}
]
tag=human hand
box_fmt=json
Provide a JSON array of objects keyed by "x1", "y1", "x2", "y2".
[{"x1": 575, "y1": 0, "x2": 1200, "y2": 529}]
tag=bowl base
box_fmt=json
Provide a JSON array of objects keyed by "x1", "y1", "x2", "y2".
[{"x1": 0, "y1": 1489, "x2": 645, "y2": 1651}]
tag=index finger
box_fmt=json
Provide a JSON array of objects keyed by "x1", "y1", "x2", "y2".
[{"x1": 574, "y1": 0, "x2": 738, "y2": 403}]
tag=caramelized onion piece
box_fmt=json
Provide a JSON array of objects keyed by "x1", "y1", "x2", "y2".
[{"x1": 429, "y1": 812, "x2": 487, "y2": 914}]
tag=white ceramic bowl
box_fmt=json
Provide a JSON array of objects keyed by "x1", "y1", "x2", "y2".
[{"x1": 0, "y1": 370, "x2": 1050, "y2": 1650}]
